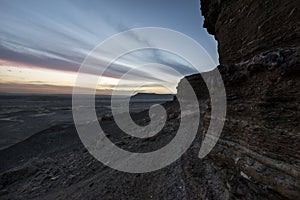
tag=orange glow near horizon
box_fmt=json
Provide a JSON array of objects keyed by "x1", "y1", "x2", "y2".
[{"x1": 0, "y1": 60, "x2": 175, "y2": 94}]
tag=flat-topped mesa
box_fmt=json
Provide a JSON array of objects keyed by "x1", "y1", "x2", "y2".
[{"x1": 175, "y1": 0, "x2": 300, "y2": 199}]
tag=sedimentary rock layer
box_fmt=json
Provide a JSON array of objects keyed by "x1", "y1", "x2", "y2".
[{"x1": 176, "y1": 1, "x2": 300, "y2": 198}]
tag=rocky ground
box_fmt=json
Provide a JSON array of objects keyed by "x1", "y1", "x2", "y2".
[{"x1": 0, "y1": 99, "x2": 291, "y2": 199}]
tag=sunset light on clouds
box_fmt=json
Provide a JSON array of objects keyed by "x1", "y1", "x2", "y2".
[{"x1": 0, "y1": 0, "x2": 218, "y2": 94}]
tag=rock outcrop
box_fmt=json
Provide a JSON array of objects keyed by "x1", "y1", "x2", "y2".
[
  {"x1": 176, "y1": 0, "x2": 300, "y2": 199},
  {"x1": 201, "y1": 0, "x2": 300, "y2": 65}
]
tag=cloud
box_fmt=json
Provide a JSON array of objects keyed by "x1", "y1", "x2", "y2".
[
  {"x1": 0, "y1": 82, "x2": 172, "y2": 95},
  {"x1": 0, "y1": 0, "x2": 200, "y2": 94}
]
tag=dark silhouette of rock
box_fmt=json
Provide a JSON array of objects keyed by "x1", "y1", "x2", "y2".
[
  {"x1": 175, "y1": 1, "x2": 300, "y2": 199},
  {"x1": 131, "y1": 93, "x2": 174, "y2": 102},
  {"x1": 201, "y1": 0, "x2": 300, "y2": 65}
]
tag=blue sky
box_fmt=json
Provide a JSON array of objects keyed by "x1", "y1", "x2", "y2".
[{"x1": 0, "y1": 0, "x2": 218, "y2": 94}]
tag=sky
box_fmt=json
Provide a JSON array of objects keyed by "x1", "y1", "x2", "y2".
[{"x1": 0, "y1": 0, "x2": 218, "y2": 94}]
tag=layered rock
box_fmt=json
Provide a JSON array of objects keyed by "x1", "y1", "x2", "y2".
[
  {"x1": 201, "y1": 0, "x2": 300, "y2": 65},
  {"x1": 176, "y1": 1, "x2": 300, "y2": 199}
]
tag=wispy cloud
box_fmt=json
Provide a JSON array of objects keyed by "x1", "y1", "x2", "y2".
[{"x1": 0, "y1": 0, "x2": 217, "y2": 94}]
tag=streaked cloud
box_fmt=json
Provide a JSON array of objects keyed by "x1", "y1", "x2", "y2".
[{"x1": 0, "y1": 0, "x2": 218, "y2": 94}]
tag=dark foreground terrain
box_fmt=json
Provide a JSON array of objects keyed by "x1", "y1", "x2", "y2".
[
  {"x1": 1, "y1": 91, "x2": 298, "y2": 200},
  {"x1": 0, "y1": 96, "x2": 285, "y2": 200}
]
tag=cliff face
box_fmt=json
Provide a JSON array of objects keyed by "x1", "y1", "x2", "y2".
[
  {"x1": 201, "y1": 0, "x2": 300, "y2": 65},
  {"x1": 177, "y1": 1, "x2": 300, "y2": 199}
]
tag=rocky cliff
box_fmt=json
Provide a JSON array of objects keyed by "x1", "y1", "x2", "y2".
[
  {"x1": 201, "y1": 0, "x2": 300, "y2": 65},
  {"x1": 176, "y1": 0, "x2": 300, "y2": 199}
]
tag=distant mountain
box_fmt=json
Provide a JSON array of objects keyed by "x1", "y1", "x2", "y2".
[{"x1": 130, "y1": 93, "x2": 174, "y2": 102}]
